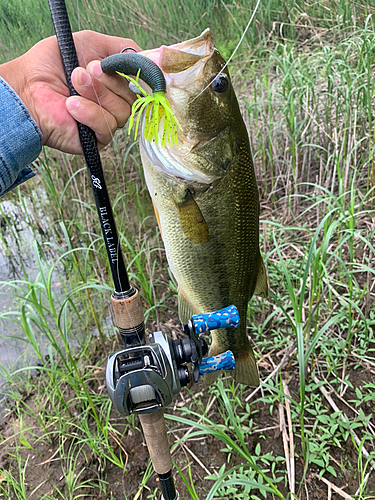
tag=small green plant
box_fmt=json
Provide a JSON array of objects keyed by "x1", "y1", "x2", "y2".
[{"x1": 1, "y1": 1, "x2": 375, "y2": 498}]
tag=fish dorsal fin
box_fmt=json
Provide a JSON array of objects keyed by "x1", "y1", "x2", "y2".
[
  {"x1": 175, "y1": 191, "x2": 210, "y2": 245},
  {"x1": 178, "y1": 287, "x2": 198, "y2": 324},
  {"x1": 254, "y1": 255, "x2": 268, "y2": 298}
]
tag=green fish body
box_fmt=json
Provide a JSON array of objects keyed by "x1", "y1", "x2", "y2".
[{"x1": 139, "y1": 29, "x2": 267, "y2": 386}]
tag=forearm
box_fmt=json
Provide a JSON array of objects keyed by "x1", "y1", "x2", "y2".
[
  {"x1": 0, "y1": 30, "x2": 140, "y2": 196},
  {"x1": 0, "y1": 56, "x2": 26, "y2": 100},
  {"x1": 0, "y1": 48, "x2": 48, "y2": 142},
  {"x1": 0, "y1": 75, "x2": 42, "y2": 196}
]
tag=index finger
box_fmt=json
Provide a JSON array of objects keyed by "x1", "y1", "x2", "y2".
[
  {"x1": 86, "y1": 60, "x2": 137, "y2": 104},
  {"x1": 73, "y1": 30, "x2": 142, "y2": 66}
]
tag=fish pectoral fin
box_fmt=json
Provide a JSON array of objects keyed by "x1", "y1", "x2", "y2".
[
  {"x1": 175, "y1": 191, "x2": 210, "y2": 245},
  {"x1": 254, "y1": 255, "x2": 268, "y2": 298},
  {"x1": 152, "y1": 200, "x2": 163, "y2": 239},
  {"x1": 178, "y1": 287, "x2": 198, "y2": 324}
]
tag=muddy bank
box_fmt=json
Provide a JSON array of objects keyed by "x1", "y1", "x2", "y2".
[{"x1": 1, "y1": 331, "x2": 375, "y2": 500}]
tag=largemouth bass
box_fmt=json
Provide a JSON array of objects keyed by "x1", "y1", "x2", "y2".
[{"x1": 139, "y1": 29, "x2": 268, "y2": 386}]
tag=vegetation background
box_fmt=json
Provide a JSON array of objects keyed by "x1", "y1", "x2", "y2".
[{"x1": 0, "y1": 0, "x2": 375, "y2": 499}]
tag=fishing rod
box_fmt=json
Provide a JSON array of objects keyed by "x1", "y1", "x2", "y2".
[{"x1": 47, "y1": 2, "x2": 237, "y2": 498}]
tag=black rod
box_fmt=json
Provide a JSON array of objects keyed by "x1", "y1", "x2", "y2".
[
  {"x1": 159, "y1": 470, "x2": 177, "y2": 500},
  {"x1": 47, "y1": 5, "x2": 177, "y2": 498},
  {"x1": 47, "y1": 0, "x2": 131, "y2": 294}
]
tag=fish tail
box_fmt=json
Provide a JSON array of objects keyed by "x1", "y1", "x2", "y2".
[{"x1": 232, "y1": 348, "x2": 259, "y2": 387}]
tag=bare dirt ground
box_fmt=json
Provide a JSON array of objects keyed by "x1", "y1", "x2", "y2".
[{"x1": 1, "y1": 326, "x2": 374, "y2": 500}]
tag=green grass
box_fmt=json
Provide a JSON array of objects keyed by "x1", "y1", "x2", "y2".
[
  {"x1": 1, "y1": 0, "x2": 375, "y2": 62},
  {"x1": 1, "y1": 0, "x2": 375, "y2": 499}
]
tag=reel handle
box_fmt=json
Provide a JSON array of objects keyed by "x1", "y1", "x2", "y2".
[
  {"x1": 199, "y1": 350, "x2": 235, "y2": 375},
  {"x1": 192, "y1": 305, "x2": 240, "y2": 334}
]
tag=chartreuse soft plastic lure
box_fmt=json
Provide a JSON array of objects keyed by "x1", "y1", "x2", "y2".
[{"x1": 101, "y1": 53, "x2": 182, "y2": 146}]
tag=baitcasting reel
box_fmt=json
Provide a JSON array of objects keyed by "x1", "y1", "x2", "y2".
[{"x1": 106, "y1": 305, "x2": 239, "y2": 416}]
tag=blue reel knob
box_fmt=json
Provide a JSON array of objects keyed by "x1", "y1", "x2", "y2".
[
  {"x1": 199, "y1": 350, "x2": 235, "y2": 375},
  {"x1": 192, "y1": 305, "x2": 240, "y2": 334}
]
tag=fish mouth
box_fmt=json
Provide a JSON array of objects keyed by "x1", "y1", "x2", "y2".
[
  {"x1": 141, "y1": 28, "x2": 214, "y2": 75},
  {"x1": 139, "y1": 29, "x2": 219, "y2": 185},
  {"x1": 140, "y1": 28, "x2": 215, "y2": 109}
]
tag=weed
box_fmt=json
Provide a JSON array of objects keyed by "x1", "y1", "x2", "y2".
[{"x1": 1, "y1": 1, "x2": 375, "y2": 499}]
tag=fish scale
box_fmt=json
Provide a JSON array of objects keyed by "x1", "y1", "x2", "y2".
[{"x1": 139, "y1": 29, "x2": 268, "y2": 386}]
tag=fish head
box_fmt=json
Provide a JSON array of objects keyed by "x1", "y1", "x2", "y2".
[{"x1": 140, "y1": 29, "x2": 244, "y2": 186}]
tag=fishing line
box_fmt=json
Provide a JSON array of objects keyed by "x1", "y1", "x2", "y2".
[
  {"x1": 190, "y1": 0, "x2": 262, "y2": 103},
  {"x1": 71, "y1": 0, "x2": 147, "y2": 346},
  {"x1": 48, "y1": 0, "x2": 150, "y2": 348},
  {"x1": 67, "y1": 0, "x2": 262, "y2": 346}
]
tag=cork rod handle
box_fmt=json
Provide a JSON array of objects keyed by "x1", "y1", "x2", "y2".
[
  {"x1": 139, "y1": 409, "x2": 173, "y2": 474},
  {"x1": 111, "y1": 288, "x2": 144, "y2": 331}
]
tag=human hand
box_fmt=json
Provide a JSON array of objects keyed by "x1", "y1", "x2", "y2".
[{"x1": 0, "y1": 30, "x2": 140, "y2": 154}]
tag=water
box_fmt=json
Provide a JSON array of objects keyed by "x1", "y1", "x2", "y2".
[
  {"x1": 0, "y1": 188, "x2": 115, "y2": 423},
  {"x1": 0, "y1": 190, "x2": 61, "y2": 412}
]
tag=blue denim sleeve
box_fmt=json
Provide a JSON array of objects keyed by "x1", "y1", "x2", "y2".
[{"x1": 0, "y1": 77, "x2": 42, "y2": 196}]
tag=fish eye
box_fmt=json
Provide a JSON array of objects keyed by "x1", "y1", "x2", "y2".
[{"x1": 210, "y1": 74, "x2": 228, "y2": 93}]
